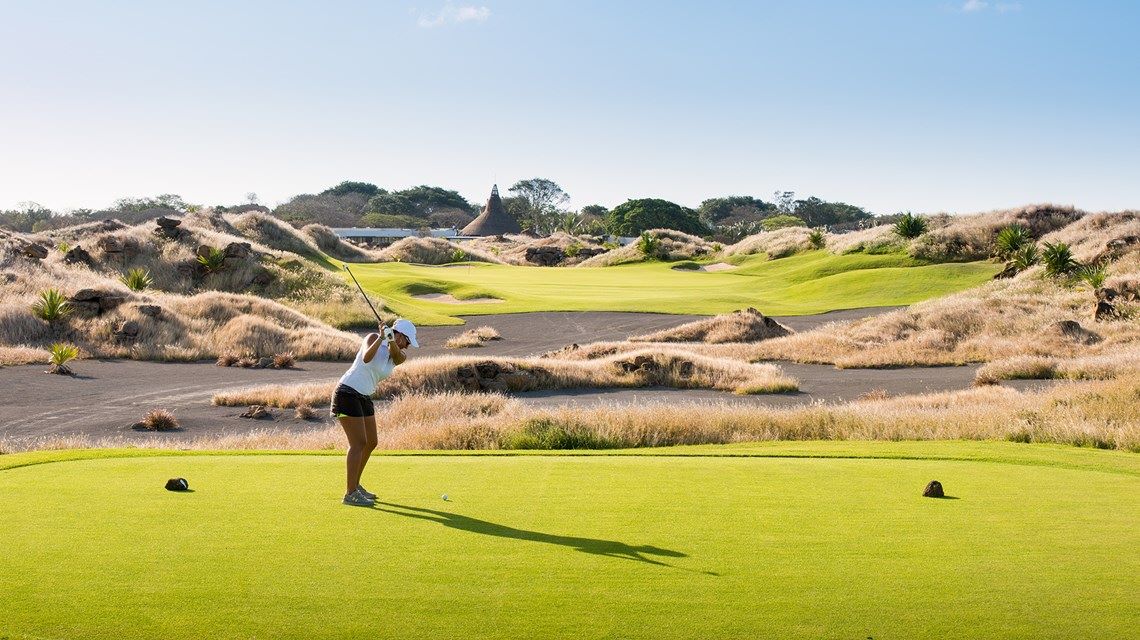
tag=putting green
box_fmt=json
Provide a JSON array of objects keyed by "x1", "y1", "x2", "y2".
[
  {"x1": 2, "y1": 442, "x2": 1136, "y2": 639},
  {"x1": 344, "y1": 251, "x2": 999, "y2": 325}
]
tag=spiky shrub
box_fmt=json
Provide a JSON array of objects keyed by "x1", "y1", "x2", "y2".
[
  {"x1": 893, "y1": 212, "x2": 927, "y2": 239},
  {"x1": 141, "y1": 409, "x2": 179, "y2": 431},
  {"x1": 196, "y1": 247, "x2": 226, "y2": 274},
  {"x1": 237, "y1": 355, "x2": 258, "y2": 368},
  {"x1": 1077, "y1": 261, "x2": 1108, "y2": 290},
  {"x1": 564, "y1": 241, "x2": 582, "y2": 258},
  {"x1": 294, "y1": 404, "x2": 316, "y2": 420},
  {"x1": 1011, "y1": 244, "x2": 1040, "y2": 272},
  {"x1": 57, "y1": 241, "x2": 72, "y2": 254},
  {"x1": 994, "y1": 223, "x2": 1032, "y2": 259},
  {"x1": 1042, "y1": 242, "x2": 1078, "y2": 278},
  {"x1": 47, "y1": 342, "x2": 79, "y2": 375},
  {"x1": 272, "y1": 352, "x2": 296, "y2": 369},
  {"x1": 119, "y1": 267, "x2": 153, "y2": 292},
  {"x1": 450, "y1": 248, "x2": 467, "y2": 263},
  {"x1": 216, "y1": 352, "x2": 240, "y2": 367},
  {"x1": 31, "y1": 288, "x2": 72, "y2": 322},
  {"x1": 807, "y1": 229, "x2": 826, "y2": 250},
  {"x1": 636, "y1": 232, "x2": 660, "y2": 258}
]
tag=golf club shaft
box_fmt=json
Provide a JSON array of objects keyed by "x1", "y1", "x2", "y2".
[{"x1": 344, "y1": 265, "x2": 384, "y2": 325}]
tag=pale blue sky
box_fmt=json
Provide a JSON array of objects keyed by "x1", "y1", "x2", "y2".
[{"x1": 1, "y1": 1, "x2": 1137, "y2": 214}]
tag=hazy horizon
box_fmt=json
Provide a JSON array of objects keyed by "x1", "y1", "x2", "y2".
[{"x1": 2, "y1": 1, "x2": 1137, "y2": 215}]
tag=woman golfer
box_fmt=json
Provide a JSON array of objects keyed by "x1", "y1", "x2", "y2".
[{"x1": 331, "y1": 318, "x2": 418, "y2": 506}]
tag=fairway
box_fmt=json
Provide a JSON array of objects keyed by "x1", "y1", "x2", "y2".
[
  {"x1": 347, "y1": 251, "x2": 999, "y2": 325},
  {"x1": 2, "y1": 443, "x2": 1137, "y2": 640}
]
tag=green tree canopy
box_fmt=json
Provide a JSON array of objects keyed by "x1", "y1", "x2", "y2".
[
  {"x1": 791, "y1": 197, "x2": 873, "y2": 227},
  {"x1": 365, "y1": 193, "x2": 417, "y2": 217},
  {"x1": 607, "y1": 198, "x2": 707, "y2": 236},
  {"x1": 395, "y1": 185, "x2": 472, "y2": 215},
  {"x1": 698, "y1": 196, "x2": 774, "y2": 224},
  {"x1": 508, "y1": 178, "x2": 571, "y2": 236},
  {"x1": 320, "y1": 181, "x2": 383, "y2": 198}
]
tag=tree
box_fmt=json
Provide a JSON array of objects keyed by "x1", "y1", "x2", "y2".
[
  {"x1": 320, "y1": 181, "x2": 382, "y2": 198},
  {"x1": 273, "y1": 193, "x2": 368, "y2": 227},
  {"x1": 0, "y1": 202, "x2": 54, "y2": 232},
  {"x1": 246, "y1": 192, "x2": 259, "y2": 205},
  {"x1": 791, "y1": 197, "x2": 873, "y2": 227},
  {"x1": 606, "y1": 198, "x2": 707, "y2": 236},
  {"x1": 773, "y1": 191, "x2": 797, "y2": 214},
  {"x1": 698, "y1": 196, "x2": 773, "y2": 225},
  {"x1": 112, "y1": 194, "x2": 189, "y2": 213},
  {"x1": 508, "y1": 178, "x2": 570, "y2": 236},
  {"x1": 580, "y1": 204, "x2": 609, "y2": 218},
  {"x1": 395, "y1": 185, "x2": 472, "y2": 215},
  {"x1": 365, "y1": 193, "x2": 417, "y2": 217}
]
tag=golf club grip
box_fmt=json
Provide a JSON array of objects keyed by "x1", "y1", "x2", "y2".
[{"x1": 344, "y1": 265, "x2": 384, "y2": 324}]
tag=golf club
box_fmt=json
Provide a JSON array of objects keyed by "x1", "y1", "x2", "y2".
[{"x1": 343, "y1": 264, "x2": 384, "y2": 326}]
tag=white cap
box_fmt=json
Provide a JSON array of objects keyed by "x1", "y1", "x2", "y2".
[{"x1": 392, "y1": 318, "x2": 419, "y2": 348}]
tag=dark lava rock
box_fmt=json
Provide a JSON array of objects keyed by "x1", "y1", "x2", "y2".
[
  {"x1": 63, "y1": 246, "x2": 94, "y2": 267},
  {"x1": 923, "y1": 480, "x2": 945, "y2": 498}
]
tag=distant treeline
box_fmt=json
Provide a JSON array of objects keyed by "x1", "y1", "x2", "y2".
[{"x1": 1, "y1": 179, "x2": 876, "y2": 241}]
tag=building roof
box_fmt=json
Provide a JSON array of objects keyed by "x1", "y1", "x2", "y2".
[{"x1": 461, "y1": 185, "x2": 521, "y2": 236}]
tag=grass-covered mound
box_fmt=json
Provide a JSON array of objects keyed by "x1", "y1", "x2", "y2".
[
  {"x1": 0, "y1": 214, "x2": 374, "y2": 364},
  {"x1": 350, "y1": 250, "x2": 999, "y2": 325},
  {"x1": 1, "y1": 443, "x2": 1136, "y2": 639}
]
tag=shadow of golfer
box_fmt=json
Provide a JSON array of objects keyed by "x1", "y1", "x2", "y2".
[{"x1": 375, "y1": 502, "x2": 687, "y2": 568}]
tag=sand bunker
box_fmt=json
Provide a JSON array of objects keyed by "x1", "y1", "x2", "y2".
[
  {"x1": 413, "y1": 293, "x2": 503, "y2": 304},
  {"x1": 698, "y1": 263, "x2": 736, "y2": 272}
]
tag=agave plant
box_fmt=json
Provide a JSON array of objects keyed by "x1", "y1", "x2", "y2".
[
  {"x1": 1076, "y1": 261, "x2": 1108, "y2": 290},
  {"x1": 1011, "y1": 244, "x2": 1040, "y2": 272},
  {"x1": 196, "y1": 247, "x2": 226, "y2": 274},
  {"x1": 1042, "y1": 242, "x2": 1078, "y2": 278},
  {"x1": 893, "y1": 212, "x2": 927, "y2": 239},
  {"x1": 47, "y1": 342, "x2": 79, "y2": 375},
  {"x1": 637, "y1": 232, "x2": 660, "y2": 257},
  {"x1": 31, "y1": 288, "x2": 72, "y2": 322},
  {"x1": 808, "y1": 228, "x2": 826, "y2": 250},
  {"x1": 120, "y1": 267, "x2": 153, "y2": 291},
  {"x1": 994, "y1": 223, "x2": 1032, "y2": 259},
  {"x1": 57, "y1": 240, "x2": 72, "y2": 254}
]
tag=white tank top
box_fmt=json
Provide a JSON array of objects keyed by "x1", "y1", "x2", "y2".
[{"x1": 337, "y1": 336, "x2": 396, "y2": 396}]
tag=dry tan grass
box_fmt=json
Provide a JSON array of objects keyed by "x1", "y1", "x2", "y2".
[
  {"x1": 18, "y1": 377, "x2": 1139, "y2": 453},
  {"x1": 377, "y1": 237, "x2": 505, "y2": 265},
  {"x1": 494, "y1": 232, "x2": 607, "y2": 266},
  {"x1": 0, "y1": 221, "x2": 369, "y2": 360},
  {"x1": 445, "y1": 326, "x2": 502, "y2": 349},
  {"x1": 0, "y1": 345, "x2": 50, "y2": 366},
  {"x1": 630, "y1": 308, "x2": 792, "y2": 343},
  {"x1": 975, "y1": 346, "x2": 1140, "y2": 385},
  {"x1": 1038, "y1": 210, "x2": 1140, "y2": 263},
  {"x1": 751, "y1": 270, "x2": 1140, "y2": 367},
  {"x1": 723, "y1": 227, "x2": 814, "y2": 259},
  {"x1": 827, "y1": 223, "x2": 907, "y2": 255},
  {"x1": 910, "y1": 204, "x2": 1084, "y2": 261},
  {"x1": 301, "y1": 223, "x2": 383, "y2": 262},
  {"x1": 211, "y1": 350, "x2": 798, "y2": 408},
  {"x1": 577, "y1": 229, "x2": 713, "y2": 267}
]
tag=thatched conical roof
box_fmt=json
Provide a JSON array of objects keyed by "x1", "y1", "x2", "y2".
[{"x1": 462, "y1": 185, "x2": 521, "y2": 236}]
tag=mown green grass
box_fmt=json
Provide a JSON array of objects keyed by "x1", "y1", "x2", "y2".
[
  {"x1": 344, "y1": 251, "x2": 999, "y2": 325},
  {"x1": 2, "y1": 442, "x2": 1137, "y2": 640}
]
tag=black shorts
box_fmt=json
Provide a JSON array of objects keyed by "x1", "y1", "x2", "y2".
[{"x1": 330, "y1": 384, "x2": 375, "y2": 418}]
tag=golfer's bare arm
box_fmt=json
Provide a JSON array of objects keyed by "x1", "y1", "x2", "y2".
[
  {"x1": 388, "y1": 340, "x2": 407, "y2": 366},
  {"x1": 361, "y1": 334, "x2": 382, "y2": 363},
  {"x1": 361, "y1": 332, "x2": 407, "y2": 366}
]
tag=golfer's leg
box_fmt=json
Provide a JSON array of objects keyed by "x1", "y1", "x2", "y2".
[
  {"x1": 359, "y1": 415, "x2": 379, "y2": 475},
  {"x1": 339, "y1": 416, "x2": 367, "y2": 495}
]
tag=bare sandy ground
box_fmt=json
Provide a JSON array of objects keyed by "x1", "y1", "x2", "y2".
[{"x1": 0, "y1": 308, "x2": 1052, "y2": 446}]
